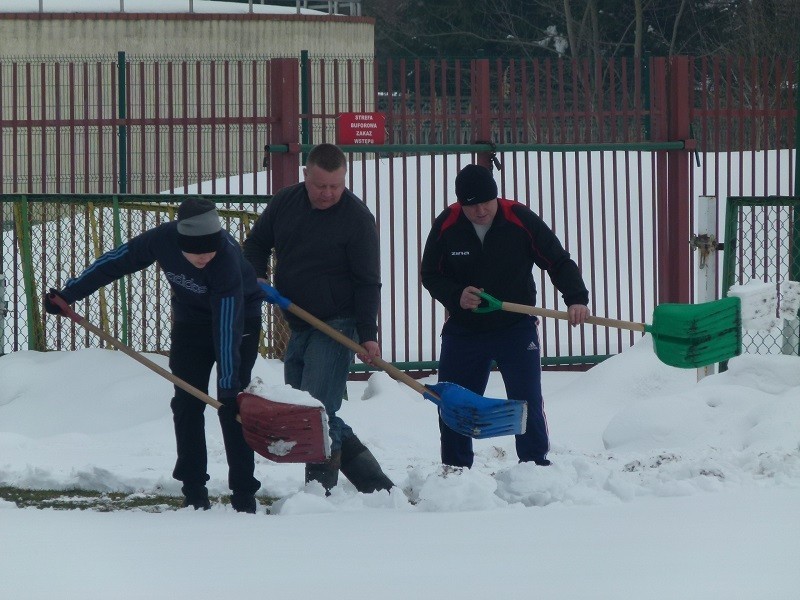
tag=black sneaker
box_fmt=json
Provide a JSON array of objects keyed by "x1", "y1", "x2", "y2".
[
  {"x1": 182, "y1": 494, "x2": 211, "y2": 510},
  {"x1": 182, "y1": 486, "x2": 211, "y2": 510},
  {"x1": 231, "y1": 494, "x2": 257, "y2": 514},
  {"x1": 519, "y1": 458, "x2": 552, "y2": 466}
]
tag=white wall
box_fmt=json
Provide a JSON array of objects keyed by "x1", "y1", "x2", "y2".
[{"x1": 0, "y1": 14, "x2": 374, "y2": 58}]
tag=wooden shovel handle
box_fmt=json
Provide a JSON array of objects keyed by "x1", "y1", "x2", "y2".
[
  {"x1": 286, "y1": 303, "x2": 434, "y2": 398},
  {"x1": 500, "y1": 301, "x2": 647, "y2": 333},
  {"x1": 50, "y1": 295, "x2": 225, "y2": 412}
]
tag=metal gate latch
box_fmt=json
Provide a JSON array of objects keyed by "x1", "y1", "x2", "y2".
[{"x1": 690, "y1": 233, "x2": 722, "y2": 268}]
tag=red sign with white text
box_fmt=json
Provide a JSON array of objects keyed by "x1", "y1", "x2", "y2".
[{"x1": 336, "y1": 112, "x2": 386, "y2": 145}]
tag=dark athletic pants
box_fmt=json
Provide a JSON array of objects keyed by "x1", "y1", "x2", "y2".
[
  {"x1": 168, "y1": 317, "x2": 262, "y2": 497},
  {"x1": 436, "y1": 316, "x2": 549, "y2": 468}
]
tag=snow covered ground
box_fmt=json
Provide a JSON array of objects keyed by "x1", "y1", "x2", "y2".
[{"x1": 2, "y1": 337, "x2": 799, "y2": 599}]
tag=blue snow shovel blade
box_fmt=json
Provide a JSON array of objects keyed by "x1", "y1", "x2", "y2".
[{"x1": 425, "y1": 382, "x2": 528, "y2": 438}]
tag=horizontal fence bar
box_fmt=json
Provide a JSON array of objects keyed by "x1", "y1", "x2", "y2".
[
  {"x1": 266, "y1": 142, "x2": 688, "y2": 153},
  {"x1": 349, "y1": 354, "x2": 613, "y2": 373}
]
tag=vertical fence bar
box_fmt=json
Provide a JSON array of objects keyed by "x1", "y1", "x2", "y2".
[
  {"x1": 26, "y1": 64, "x2": 33, "y2": 193},
  {"x1": 252, "y1": 60, "x2": 258, "y2": 194},
  {"x1": 224, "y1": 60, "x2": 231, "y2": 194},
  {"x1": 0, "y1": 274, "x2": 6, "y2": 355},
  {"x1": 40, "y1": 63, "x2": 47, "y2": 194},
  {"x1": 195, "y1": 61, "x2": 202, "y2": 192},
  {"x1": 210, "y1": 59, "x2": 217, "y2": 194},
  {"x1": 167, "y1": 60, "x2": 175, "y2": 193},
  {"x1": 111, "y1": 56, "x2": 120, "y2": 193},
  {"x1": 118, "y1": 52, "x2": 127, "y2": 193},
  {"x1": 14, "y1": 197, "x2": 44, "y2": 350},
  {"x1": 301, "y1": 50, "x2": 310, "y2": 164},
  {"x1": 235, "y1": 58, "x2": 243, "y2": 198},
  {"x1": 140, "y1": 61, "x2": 148, "y2": 194},
  {"x1": 12, "y1": 62, "x2": 18, "y2": 194},
  {"x1": 182, "y1": 60, "x2": 188, "y2": 192},
  {"x1": 154, "y1": 61, "x2": 161, "y2": 194},
  {"x1": 97, "y1": 61, "x2": 105, "y2": 195},
  {"x1": 54, "y1": 62, "x2": 62, "y2": 194},
  {"x1": 0, "y1": 63, "x2": 4, "y2": 194},
  {"x1": 111, "y1": 195, "x2": 129, "y2": 345}
]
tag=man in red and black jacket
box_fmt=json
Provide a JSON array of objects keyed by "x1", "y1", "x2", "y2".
[{"x1": 421, "y1": 164, "x2": 591, "y2": 468}]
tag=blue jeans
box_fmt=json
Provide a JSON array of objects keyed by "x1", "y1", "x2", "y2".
[
  {"x1": 283, "y1": 317, "x2": 356, "y2": 454},
  {"x1": 437, "y1": 316, "x2": 548, "y2": 467}
]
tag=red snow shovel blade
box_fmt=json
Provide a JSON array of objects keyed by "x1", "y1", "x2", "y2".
[{"x1": 237, "y1": 392, "x2": 331, "y2": 464}]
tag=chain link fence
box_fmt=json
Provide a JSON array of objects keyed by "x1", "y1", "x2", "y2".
[
  {"x1": 0, "y1": 194, "x2": 290, "y2": 358},
  {"x1": 722, "y1": 196, "x2": 800, "y2": 356}
]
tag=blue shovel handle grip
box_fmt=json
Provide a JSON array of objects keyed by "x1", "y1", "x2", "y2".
[{"x1": 258, "y1": 281, "x2": 291, "y2": 310}]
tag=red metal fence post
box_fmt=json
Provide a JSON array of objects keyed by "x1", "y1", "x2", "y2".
[
  {"x1": 650, "y1": 56, "x2": 692, "y2": 304},
  {"x1": 667, "y1": 56, "x2": 692, "y2": 304},
  {"x1": 650, "y1": 58, "x2": 669, "y2": 302},
  {"x1": 472, "y1": 59, "x2": 493, "y2": 170},
  {"x1": 269, "y1": 58, "x2": 300, "y2": 192}
]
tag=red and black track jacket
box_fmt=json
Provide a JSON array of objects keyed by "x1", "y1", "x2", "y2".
[{"x1": 421, "y1": 198, "x2": 589, "y2": 333}]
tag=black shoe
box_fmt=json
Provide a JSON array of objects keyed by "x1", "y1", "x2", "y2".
[
  {"x1": 518, "y1": 458, "x2": 552, "y2": 466},
  {"x1": 340, "y1": 435, "x2": 394, "y2": 494},
  {"x1": 182, "y1": 487, "x2": 211, "y2": 510},
  {"x1": 231, "y1": 494, "x2": 257, "y2": 514},
  {"x1": 305, "y1": 455, "x2": 341, "y2": 496}
]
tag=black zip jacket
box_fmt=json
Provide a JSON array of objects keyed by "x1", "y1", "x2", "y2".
[
  {"x1": 58, "y1": 222, "x2": 264, "y2": 397},
  {"x1": 421, "y1": 199, "x2": 589, "y2": 333},
  {"x1": 242, "y1": 183, "x2": 381, "y2": 343}
]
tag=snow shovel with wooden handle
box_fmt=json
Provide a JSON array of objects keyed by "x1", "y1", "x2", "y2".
[
  {"x1": 47, "y1": 293, "x2": 330, "y2": 463},
  {"x1": 259, "y1": 282, "x2": 527, "y2": 439},
  {"x1": 474, "y1": 291, "x2": 742, "y2": 369}
]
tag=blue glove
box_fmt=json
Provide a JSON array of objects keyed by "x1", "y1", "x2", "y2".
[{"x1": 258, "y1": 281, "x2": 291, "y2": 310}]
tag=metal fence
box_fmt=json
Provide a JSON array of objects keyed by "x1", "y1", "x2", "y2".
[
  {"x1": 0, "y1": 54, "x2": 797, "y2": 367},
  {"x1": 0, "y1": 194, "x2": 291, "y2": 358},
  {"x1": 722, "y1": 196, "x2": 800, "y2": 356}
]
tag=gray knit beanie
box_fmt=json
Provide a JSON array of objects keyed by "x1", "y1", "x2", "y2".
[{"x1": 176, "y1": 198, "x2": 222, "y2": 253}]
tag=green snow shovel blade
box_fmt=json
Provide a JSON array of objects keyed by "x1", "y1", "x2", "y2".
[
  {"x1": 260, "y1": 282, "x2": 528, "y2": 438},
  {"x1": 475, "y1": 292, "x2": 742, "y2": 369},
  {"x1": 647, "y1": 296, "x2": 742, "y2": 368}
]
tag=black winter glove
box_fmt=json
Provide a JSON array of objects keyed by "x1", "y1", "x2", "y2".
[
  {"x1": 217, "y1": 393, "x2": 241, "y2": 420},
  {"x1": 43, "y1": 288, "x2": 69, "y2": 315}
]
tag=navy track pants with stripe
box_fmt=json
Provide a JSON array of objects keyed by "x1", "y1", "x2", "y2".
[{"x1": 436, "y1": 316, "x2": 549, "y2": 467}]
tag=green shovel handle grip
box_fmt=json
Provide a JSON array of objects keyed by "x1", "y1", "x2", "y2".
[{"x1": 472, "y1": 291, "x2": 503, "y2": 313}]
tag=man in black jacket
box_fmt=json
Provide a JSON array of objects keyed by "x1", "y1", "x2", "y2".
[
  {"x1": 243, "y1": 143, "x2": 393, "y2": 495},
  {"x1": 421, "y1": 164, "x2": 591, "y2": 468},
  {"x1": 45, "y1": 198, "x2": 263, "y2": 512}
]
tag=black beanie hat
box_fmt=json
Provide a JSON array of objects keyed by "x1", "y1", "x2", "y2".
[
  {"x1": 455, "y1": 164, "x2": 498, "y2": 205},
  {"x1": 176, "y1": 198, "x2": 222, "y2": 254}
]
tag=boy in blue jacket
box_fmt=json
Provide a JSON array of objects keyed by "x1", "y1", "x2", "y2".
[{"x1": 45, "y1": 198, "x2": 263, "y2": 512}]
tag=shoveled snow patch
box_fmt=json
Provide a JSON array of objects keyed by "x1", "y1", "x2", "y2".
[
  {"x1": 779, "y1": 280, "x2": 800, "y2": 321},
  {"x1": 267, "y1": 440, "x2": 297, "y2": 457},
  {"x1": 729, "y1": 281, "x2": 779, "y2": 331},
  {"x1": 243, "y1": 377, "x2": 324, "y2": 408}
]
